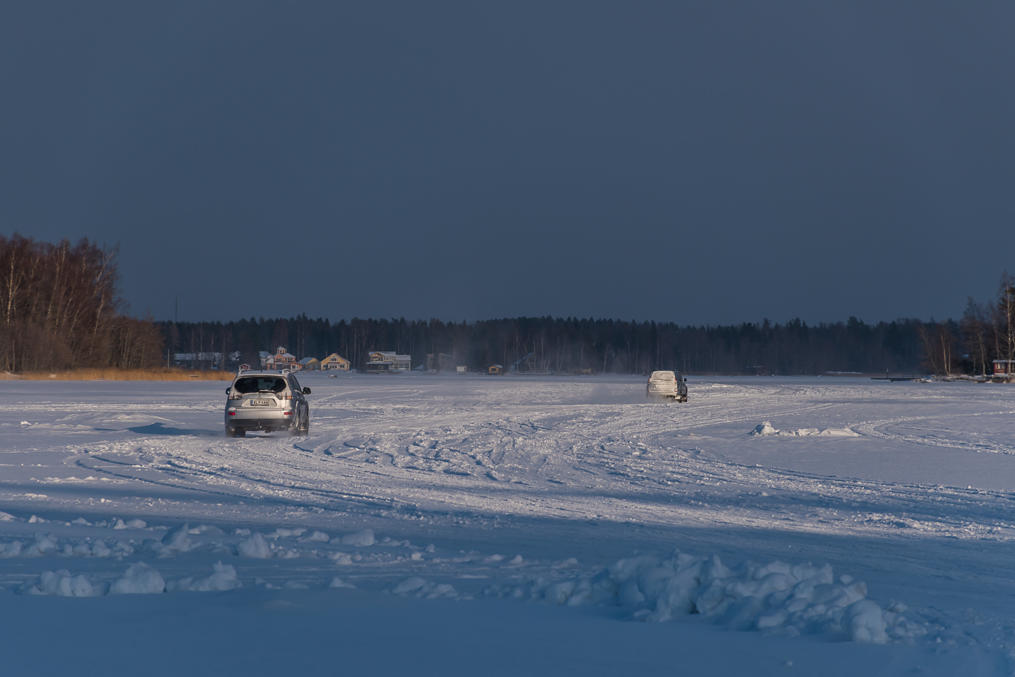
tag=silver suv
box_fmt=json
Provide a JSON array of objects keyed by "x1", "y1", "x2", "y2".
[
  {"x1": 224, "y1": 370, "x2": 311, "y2": 437},
  {"x1": 646, "y1": 370, "x2": 688, "y2": 402}
]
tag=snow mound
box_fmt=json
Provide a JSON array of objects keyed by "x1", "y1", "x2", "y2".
[
  {"x1": 154, "y1": 523, "x2": 193, "y2": 555},
  {"x1": 751, "y1": 422, "x2": 859, "y2": 438},
  {"x1": 0, "y1": 540, "x2": 23, "y2": 557},
  {"x1": 270, "y1": 527, "x2": 306, "y2": 539},
  {"x1": 751, "y1": 422, "x2": 780, "y2": 436},
  {"x1": 341, "y1": 529, "x2": 375, "y2": 546},
  {"x1": 110, "y1": 562, "x2": 166, "y2": 594},
  {"x1": 329, "y1": 577, "x2": 355, "y2": 589},
  {"x1": 236, "y1": 532, "x2": 272, "y2": 558},
  {"x1": 26, "y1": 570, "x2": 101, "y2": 597},
  {"x1": 302, "y1": 530, "x2": 330, "y2": 543},
  {"x1": 500, "y1": 552, "x2": 923, "y2": 644},
  {"x1": 392, "y1": 576, "x2": 459, "y2": 599},
  {"x1": 173, "y1": 562, "x2": 241, "y2": 592},
  {"x1": 25, "y1": 534, "x2": 58, "y2": 556},
  {"x1": 65, "y1": 539, "x2": 127, "y2": 558}
]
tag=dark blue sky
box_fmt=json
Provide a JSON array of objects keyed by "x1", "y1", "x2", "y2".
[{"x1": 3, "y1": 2, "x2": 1013, "y2": 324}]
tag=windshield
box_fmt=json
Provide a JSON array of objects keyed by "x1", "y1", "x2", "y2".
[
  {"x1": 650, "y1": 371, "x2": 675, "y2": 381},
  {"x1": 233, "y1": 377, "x2": 287, "y2": 394}
]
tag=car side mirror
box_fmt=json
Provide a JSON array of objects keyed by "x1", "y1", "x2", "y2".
[
  {"x1": 225, "y1": 388, "x2": 232, "y2": 395},
  {"x1": 303, "y1": 387, "x2": 311, "y2": 395}
]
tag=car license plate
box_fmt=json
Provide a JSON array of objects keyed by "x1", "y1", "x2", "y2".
[{"x1": 251, "y1": 399, "x2": 271, "y2": 406}]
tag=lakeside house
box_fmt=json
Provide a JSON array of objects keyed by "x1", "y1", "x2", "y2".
[
  {"x1": 366, "y1": 351, "x2": 411, "y2": 373},
  {"x1": 321, "y1": 353, "x2": 351, "y2": 371}
]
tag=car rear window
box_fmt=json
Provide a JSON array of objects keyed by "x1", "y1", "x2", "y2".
[
  {"x1": 650, "y1": 372, "x2": 675, "y2": 380},
  {"x1": 233, "y1": 377, "x2": 287, "y2": 394}
]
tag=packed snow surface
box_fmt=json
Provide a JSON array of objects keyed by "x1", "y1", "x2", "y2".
[{"x1": 1, "y1": 374, "x2": 1015, "y2": 675}]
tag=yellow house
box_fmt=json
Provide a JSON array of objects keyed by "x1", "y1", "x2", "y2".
[{"x1": 321, "y1": 353, "x2": 351, "y2": 371}]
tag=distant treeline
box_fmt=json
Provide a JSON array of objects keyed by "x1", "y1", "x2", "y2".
[
  {"x1": 161, "y1": 315, "x2": 935, "y2": 375},
  {"x1": 0, "y1": 235, "x2": 163, "y2": 372},
  {"x1": 159, "y1": 274, "x2": 1015, "y2": 376},
  {"x1": 7, "y1": 234, "x2": 1013, "y2": 376}
]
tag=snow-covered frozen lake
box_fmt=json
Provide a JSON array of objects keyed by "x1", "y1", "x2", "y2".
[{"x1": 2, "y1": 374, "x2": 1015, "y2": 675}]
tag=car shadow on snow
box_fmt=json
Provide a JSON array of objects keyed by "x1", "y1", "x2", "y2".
[{"x1": 127, "y1": 422, "x2": 221, "y2": 437}]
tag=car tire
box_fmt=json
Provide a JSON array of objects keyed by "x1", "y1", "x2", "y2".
[{"x1": 297, "y1": 408, "x2": 310, "y2": 436}]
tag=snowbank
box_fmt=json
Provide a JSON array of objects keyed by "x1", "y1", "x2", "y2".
[
  {"x1": 751, "y1": 421, "x2": 859, "y2": 437},
  {"x1": 494, "y1": 551, "x2": 923, "y2": 644}
]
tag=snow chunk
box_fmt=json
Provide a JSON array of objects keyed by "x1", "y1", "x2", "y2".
[
  {"x1": 236, "y1": 532, "x2": 272, "y2": 558},
  {"x1": 110, "y1": 563, "x2": 166, "y2": 594},
  {"x1": 329, "y1": 577, "x2": 356, "y2": 589},
  {"x1": 0, "y1": 541, "x2": 23, "y2": 558},
  {"x1": 25, "y1": 534, "x2": 58, "y2": 556},
  {"x1": 156, "y1": 523, "x2": 193, "y2": 555},
  {"x1": 27, "y1": 570, "x2": 100, "y2": 597},
  {"x1": 0, "y1": 511, "x2": 15, "y2": 522},
  {"x1": 73, "y1": 539, "x2": 118, "y2": 558},
  {"x1": 173, "y1": 562, "x2": 241, "y2": 592},
  {"x1": 302, "y1": 530, "x2": 330, "y2": 543},
  {"x1": 751, "y1": 421, "x2": 780, "y2": 436},
  {"x1": 844, "y1": 600, "x2": 889, "y2": 643},
  {"x1": 331, "y1": 552, "x2": 353, "y2": 565},
  {"x1": 392, "y1": 576, "x2": 458, "y2": 599},
  {"x1": 189, "y1": 524, "x2": 224, "y2": 536},
  {"x1": 270, "y1": 527, "x2": 306, "y2": 539},
  {"x1": 341, "y1": 529, "x2": 375, "y2": 547}
]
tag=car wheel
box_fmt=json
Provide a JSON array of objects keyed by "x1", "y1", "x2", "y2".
[{"x1": 226, "y1": 426, "x2": 245, "y2": 437}]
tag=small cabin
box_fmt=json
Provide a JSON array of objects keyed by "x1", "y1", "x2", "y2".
[
  {"x1": 994, "y1": 359, "x2": 1015, "y2": 376},
  {"x1": 488, "y1": 364, "x2": 504, "y2": 375}
]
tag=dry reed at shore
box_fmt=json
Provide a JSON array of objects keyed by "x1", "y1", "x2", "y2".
[{"x1": 16, "y1": 368, "x2": 233, "y2": 381}]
